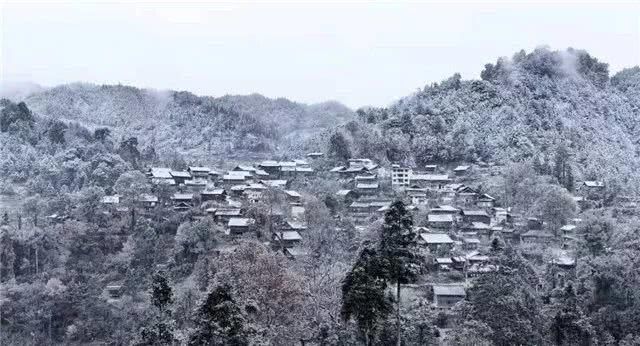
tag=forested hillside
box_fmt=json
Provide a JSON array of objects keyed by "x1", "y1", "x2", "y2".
[
  {"x1": 323, "y1": 47, "x2": 640, "y2": 192},
  {"x1": 22, "y1": 84, "x2": 354, "y2": 158},
  {"x1": 4, "y1": 47, "x2": 640, "y2": 345}
]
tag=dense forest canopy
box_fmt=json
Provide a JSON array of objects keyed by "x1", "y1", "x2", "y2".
[
  {"x1": 20, "y1": 84, "x2": 354, "y2": 159},
  {"x1": 2, "y1": 47, "x2": 640, "y2": 345},
  {"x1": 321, "y1": 47, "x2": 640, "y2": 193}
]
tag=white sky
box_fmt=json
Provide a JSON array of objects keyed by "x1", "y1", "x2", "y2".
[{"x1": 1, "y1": 0, "x2": 639, "y2": 108}]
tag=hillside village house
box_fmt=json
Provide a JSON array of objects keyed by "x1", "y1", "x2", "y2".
[
  {"x1": 262, "y1": 179, "x2": 289, "y2": 189},
  {"x1": 230, "y1": 185, "x2": 247, "y2": 198},
  {"x1": 213, "y1": 208, "x2": 242, "y2": 223},
  {"x1": 578, "y1": 181, "x2": 605, "y2": 200},
  {"x1": 258, "y1": 160, "x2": 314, "y2": 178},
  {"x1": 430, "y1": 205, "x2": 460, "y2": 216},
  {"x1": 201, "y1": 188, "x2": 226, "y2": 202},
  {"x1": 410, "y1": 174, "x2": 451, "y2": 190},
  {"x1": 188, "y1": 166, "x2": 210, "y2": 179},
  {"x1": 560, "y1": 224, "x2": 577, "y2": 237},
  {"x1": 356, "y1": 182, "x2": 379, "y2": 195},
  {"x1": 455, "y1": 186, "x2": 479, "y2": 205},
  {"x1": 462, "y1": 210, "x2": 491, "y2": 225},
  {"x1": 406, "y1": 188, "x2": 428, "y2": 205},
  {"x1": 258, "y1": 160, "x2": 281, "y2": 175},
  {"x1": 290, "y1": 204, "x2": 305, "y2": 219},
  {"x1": 332, "y1": 158, "x2": 379, "y2": 177},
  {"x1": 101, "y1": 195, "x2": 120, "y2": 205},
  {"x1": 170, "y1": 170, "x2": 192, "y2": 185},
  {"x1": 428, "y1": 214, "x2": 455, "y2": 229},
  {"x1": 435, "y1": 257, "x2": 454, "y2": 271},
  {"x1": 273, "y1": 231, "x2": 303, "y2": 248},
  {"x1": 282, "y1": 219, "x2": 308, "y2": 233},
  {"x1": 244, "y1": 183, "x2": 267, "y2": 203},
  {"x1": 432, "y1": 285, "x2": 466, "y2": 309},
  {"x1": 521, "y1": 230, "x2": 554, "y2": 244},
  {"x1": 228, "y1": 217, "x2": 254, "y2": 235},
  {"x1": 424, "y1": 164, "x2": 438, "y2": 173},
  {"x1": 149, "y1": 167, "x2": 176, "y2": 185},
  {"x1": 476, "y1": 193, "x2": 496, "y2": 208},
  {"x1": 184, "y1": 179, "x2": 207, "y2": 192},
  {"x1": 222, "y1": 172, "x2": 250, "y2": 187},
  {"x1": 336, "y1": 189, "x2": 359, "y2": 203},
  {"x1": 580, "y1": 180, "x2": 605, "y2": 190},
  {"x1": 284, "y1": 190, "x2": 302, "y2": 203},
  {"x1": 284, "y1": 247, "x2": 310, "y2": 259},
  {"x1": 207, "y1": 170, "x2": 221, "y2": 182},
  {"x1": 420, "y1": 233, "x2": 454, "y2": 252},
  {"x1": 453, "y1": 165, "x2": 471, "y2": 176},
  {"x1": 462, "y1": 222, "x2": 492, "y2": 241},
  {"x1": 463, "y1": 237, "x2": 481, "y2": 250},
  {"x1": 137, "y1": 194, "x2": 159, "y2": 209},
  {"x1": 171, "y1": 193, "x2": 193, "y2": 210},
  {"x1": 233, "y1": 164, "x2": 256, "y2": 173}
]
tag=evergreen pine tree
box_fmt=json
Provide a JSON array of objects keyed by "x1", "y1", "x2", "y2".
[
  {"x1": 565, "y1": 164, "x2": 575, "y2": 192},
  {"x1": 328, "y1": 131, "x2": 351, "y2": 162},
  {"x1": 378, "y1": 201, "x2": 418, "y2": 346},
  {"x1": 188, "y1": 284, "x2": 251, "y2": 346},
  {"x1": 341, "y1": 246, "x2": 392, "y2": 346},
  {"x1": 151, "y1": 270, "x2": 174, "y2": 312},
  {"x1": 137, "y1": 270, "x2": 175, "y2": 345}
]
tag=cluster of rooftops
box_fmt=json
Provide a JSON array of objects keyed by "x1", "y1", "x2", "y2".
[{"x1": 97, "y1": 155, "x2": 605, "y2": 306}]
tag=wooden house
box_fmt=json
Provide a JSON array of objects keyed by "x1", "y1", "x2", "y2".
[
  {"x1": 427, "y1": 214, "x2": 455, "y2": 229},
  {"x1": 201, "y1": 189, "x2": 226, "y2": 202},
  {"x1": 356, "y1": 182, "x2": 379, "y2": 196},
  {"x1": 170, "y1": 170, "x2": 192, "y2": 185},
  {"x1": 284, "y1": 190, "x2": 302, "y2": 203},
  {"x1": 228, "y1": 217, "x2": 254, "y2": 235},
  {"x1": 336, "y1": 189, "x2": 359, "y2": 203},
  {"x1": 453, "y1": 165, "x2": 471, "y2": 176},
  {"x1": 420, "y1": 233, "x2": 454, "y2": 252},
  {"x1": 213, "y1": 208, "x2": 242, "y2": 223},
  {"x1": 273, "y1": 231, "x2": 303, "y2": 248},
  {"x1": 432, "y1": 285, "x2": 466, "y2": 309},
  {"x1": 476, "y1": 193, "x2": 496, "y2": 208},
  {"x1": 137, "y1": 194, "x2": 159, "y2": 209},
  {"x1": 462, "y1": 210, "x2": 491, "y2": 225},
  {"x1": 188, "y1": 166, "x2": 210, "y2": 179}
]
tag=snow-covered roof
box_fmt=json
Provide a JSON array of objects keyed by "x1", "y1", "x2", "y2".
[
  {"x1": 228, "y1": 217, "x2": 252, "y2": 227},
  {"x1": 150, "y1": 167, "x2": 173, "y2": 179},
  {"x1": 411, "y1": 174, "x2": 450, "y2": 181},
  {"x1": 275, "y1": 231, "x2": 302, "y2": 241},
  {"x1": 428, "y1": 214, "x2": 454, "y2": 223},
  {"x1": 172, "y1": 193, "x2": 193, "y2": 200},
  {"x1": 433, "y1": 285, "x2": 465, "y2": 296},
  {"x1": 420, "y1": 233, "x2": 453, "y2": 244},
  {"x1": 188, "y1": 166, "x2": 210, "y2": 173},
  {"x1": 170, "y1": 171, "x2": 191, "y2": 178},
  {"x1": 285, "y1": 190, "x2": 301, "y2": 198}
]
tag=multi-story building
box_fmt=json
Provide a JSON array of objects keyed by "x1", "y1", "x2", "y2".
[{"x1": 391, "y1": 164, "x2": 412, "y2": 188}]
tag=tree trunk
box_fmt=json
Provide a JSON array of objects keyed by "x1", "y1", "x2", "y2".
[
  {"x1": 35, "y1": 246, "x2": 39, "y2": 275},
  {"x1": 130, "y1": 207, "x2": 136, "y2": 233},
  {"x1": 48, "y1": 313, "x2": 52, "y2": 345},
  {"x1": 396, "y1": 281, "x2": 401, "y2": 346}
]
